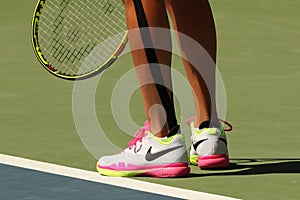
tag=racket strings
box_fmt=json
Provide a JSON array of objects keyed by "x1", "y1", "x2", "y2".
[{"x1": 37, "y1": 0, "x2": 126, "y2": 76}]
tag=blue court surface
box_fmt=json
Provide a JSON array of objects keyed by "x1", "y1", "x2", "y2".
[
  {"x1": 0, "y1": 155, "x2": 238, "y2": 200},
  {"x1": 0, "y1": 164, "x2": 180, "y2": 200}
]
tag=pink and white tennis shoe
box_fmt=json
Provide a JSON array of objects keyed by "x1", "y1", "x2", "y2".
[{"x1": 97, "y1": 121, "x2": 190, "y2": 177}]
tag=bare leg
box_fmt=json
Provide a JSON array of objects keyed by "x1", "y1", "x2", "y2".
[
  {"x1": 123, "y1": 0, "x2": 177, "y2": 136},
  {"x1": 165, "y1": 0, "x2": 219, "y2": 128}
]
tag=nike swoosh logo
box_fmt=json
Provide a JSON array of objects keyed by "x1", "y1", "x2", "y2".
[
  {"x1": 219, "y1": 138, "x2": 227, "y2": 146},
  {"x1": 193, "y1": 138, "x2": 227, "y2": 150},
  {"x1": 193, "y1": 139, "x2": 208, "y2": 151},
  {"x1": 145, "y1": 145, "x2": 182, "y2": 162}
]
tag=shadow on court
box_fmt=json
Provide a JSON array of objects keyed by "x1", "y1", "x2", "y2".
[{"x1": 188, "y1": 158, "x2": 300, "y2": 177}]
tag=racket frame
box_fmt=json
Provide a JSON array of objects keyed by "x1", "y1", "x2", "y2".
[{"x1": 31, "y1": 0, "x2": 128, "y2": 80}]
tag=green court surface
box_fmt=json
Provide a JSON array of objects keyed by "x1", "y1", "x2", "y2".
[{"x1": 1, "y1": 0, "x2": 300, "y2": 199}]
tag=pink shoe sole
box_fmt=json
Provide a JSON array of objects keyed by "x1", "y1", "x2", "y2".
[
  {"x1": 98, "y1": 162, "x2": 190, "y2": 178},
  {"x1": 140, "y1": 166, "x2": 190, "y2": 178},
  {"x1": 198, "y1": 154, "x2": 230, "y2": 169}
]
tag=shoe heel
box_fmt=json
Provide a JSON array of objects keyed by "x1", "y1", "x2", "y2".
[{"x1": 198, "y1": 154, "x2": 229, "y2": 169}]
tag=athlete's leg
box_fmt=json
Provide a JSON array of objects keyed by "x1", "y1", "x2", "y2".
[
  {"x1": 165, "y1": 0, "x2": 231, "y2": 169},
  {"x1": 123, "y1": 0, "x2": 178, "y2": 137},
  {"x1": 165, "y1": 0, "x2": 219, "y2": 128},
  {"x1": 96, "y1": 0, "x2": 190, "y2": 178}
]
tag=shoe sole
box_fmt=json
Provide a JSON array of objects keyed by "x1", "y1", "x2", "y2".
[
  {"x1": 97, "y1": 162, "x2": 190, "y2": 178},
  {"x1": 198, "y1": 154, "x2": 230, "y2": 169}
]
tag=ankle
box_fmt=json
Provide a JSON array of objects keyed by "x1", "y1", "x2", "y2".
[
  {"x1": 151, "y1": 126, "x2": 169, "y2": 138},
  {"x1": 199, "y1": 120, "x2": 221, "y2": 129}
]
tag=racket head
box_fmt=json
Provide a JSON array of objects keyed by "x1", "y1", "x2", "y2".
[{"x1": 31, "y1": 0, "x2": 128, "y2": 80}]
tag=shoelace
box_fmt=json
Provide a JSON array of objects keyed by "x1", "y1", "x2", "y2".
[
  {"x1": 127, "y1": 120, "x2": 151, "y2": 150},
  {"x1": 126, "y1": 118, "x2": 232, "y2": 151},
  {"x1": 186, "y1": 117, "x2": 233, "y2": 132}
]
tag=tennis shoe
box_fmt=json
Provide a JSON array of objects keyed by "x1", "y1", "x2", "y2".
[
  {"x1": 187, "y1": 119, "x2": 232, "y2": 169},
  {"x1": 97, "y1": 121, "x2": 190, "y2": 177}
]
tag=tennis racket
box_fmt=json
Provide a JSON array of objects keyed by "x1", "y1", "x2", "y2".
[{"x1": 31, "y1": 0, "x2": 128, "y2": 80}]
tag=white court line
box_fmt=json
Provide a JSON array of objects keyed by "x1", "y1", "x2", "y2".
[{"x1": 0, "y1": 154, "x2": 240, "y2": 200}]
